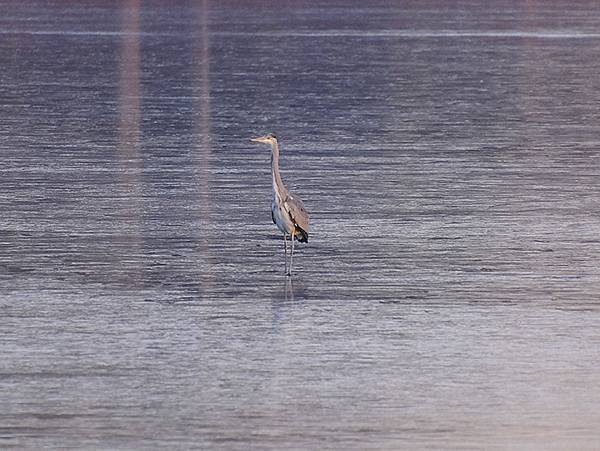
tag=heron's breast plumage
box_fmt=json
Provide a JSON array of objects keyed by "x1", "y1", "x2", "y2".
[{"x1": 271, "y1": 196, "x2": 294, "y2": 235}]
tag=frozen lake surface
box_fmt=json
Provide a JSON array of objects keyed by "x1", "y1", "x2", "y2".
[{"x1": 2, "y1": 0, "x2": 600, "y2": 448}]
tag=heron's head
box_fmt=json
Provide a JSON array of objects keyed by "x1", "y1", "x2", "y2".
[{"x1": 250, "y1": 133, "x2": 278, "y2": 145}]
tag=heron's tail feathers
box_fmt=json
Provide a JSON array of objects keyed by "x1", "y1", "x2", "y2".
[{"x1": 295, "y1": 227, "x2": 308, "y2": 243}]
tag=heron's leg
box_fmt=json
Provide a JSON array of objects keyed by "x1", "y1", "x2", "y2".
[
  {"x1": 283, "y1": 234, "x2": 288, "y2": 274},
  {"x1": 289, "y1": 232, "x2": 295, "y2": 276}
]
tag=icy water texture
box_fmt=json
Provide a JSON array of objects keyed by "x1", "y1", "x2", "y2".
[{"x1": 2, "y1": 0, "x2": 600, "y2": 449}]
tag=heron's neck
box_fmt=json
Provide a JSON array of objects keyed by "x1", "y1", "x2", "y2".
[{"x1": 271, "y1": 141, "x2": 285, "y2": 198}]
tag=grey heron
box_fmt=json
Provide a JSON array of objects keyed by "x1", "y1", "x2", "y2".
[{"x1": 250, "y1": 134, "x2": 309, "y2": 276}]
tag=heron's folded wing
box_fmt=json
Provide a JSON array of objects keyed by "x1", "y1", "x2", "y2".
[{"x1": 283, "y1": 193, "x2": 310, "y2": 233}]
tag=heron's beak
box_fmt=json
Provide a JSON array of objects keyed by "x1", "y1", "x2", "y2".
[{"x1": 250, "y1": 136, "x2": 267, "y2": 143}]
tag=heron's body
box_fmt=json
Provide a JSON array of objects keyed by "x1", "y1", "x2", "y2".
[
  {"x1": 271, "y1": 192, "x2": 309, "y2": 242},
  {"x1": 251, "y1": 134, "x2": 309, "y2": 275}
]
